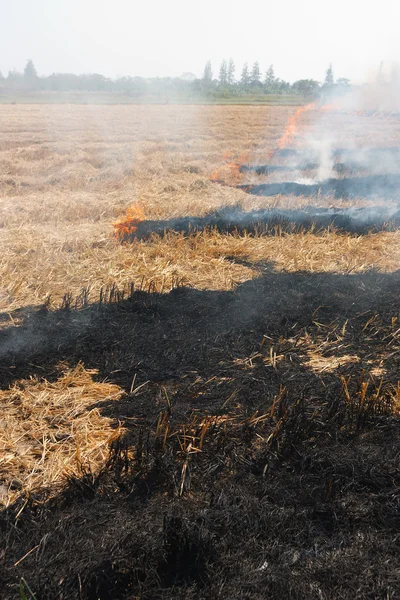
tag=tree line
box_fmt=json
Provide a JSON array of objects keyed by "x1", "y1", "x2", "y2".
[
  {"x1": 0, "y1": 59, "x2": 350, "y2": 99},
  {"x1": 202, "y1": 60, "x2": 350, "y2": 96}
]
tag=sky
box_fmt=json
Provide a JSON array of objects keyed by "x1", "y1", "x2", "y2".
[{"x1": 1, "y1": 0, "x2": 399, "y2": 83}]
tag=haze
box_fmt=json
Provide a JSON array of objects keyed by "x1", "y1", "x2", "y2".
[{"x1": 1, "y1": 0, "x2": 399, "y2": 83}]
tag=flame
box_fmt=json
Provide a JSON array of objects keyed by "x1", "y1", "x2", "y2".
[
  {"x1": 210, "y1": 168, "x2": 220, "y2": 181},
  {"x1": 271, "y1": 102, "x2": 316, "y2": 157},
  {"x1": 113, "y1": 204, "x2": 145, "y2": 241},
  {"x1": 211, "y1": 101, "x2": 396, "y2": 187},
  {"x1": 210, "y1": 151, "x2": 249, "y2": 184}
]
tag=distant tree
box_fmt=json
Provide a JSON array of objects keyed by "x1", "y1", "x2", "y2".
[
  {"x1": 277, "y1": 79, "x2": 292, "y2": 94},
  {"x1": 250, "y1": 61, "x2": 261, "y2": 86},
  {"x1": 24, "y1": 59, "x2": 38, "y2": 80},
  {"x1": 7, "y1": 69, "x2": 23, "y2": 88},
  {"x1": 219, "y1": 59, "x2": 228, "y2": 84},
  {"x1": 227, "y1": 58, "x2": 235, "y2": 85},
  {"x1": 336, "y1": 77, "x2": 350, "y2": 87},
  {"x1": 181, "y1": 72, "x2": 196, "y2": 82},
  {"x1": 292, "y1": 79, "x2": 320, "y2": 97},
  {"x1": 82, "y1": 73, "x2": 111, "y2": 91},
  {"x1": 240, "y1": 62, "x2": 250, "y2": 88},
  {"x1": 43, "y1": 72, "x2": 80, "y2": 92},
  {"x1": 203, "y1": 60, "x2": 213, "y2": 82},
  {"x1": 324, "y1": 63, "x2": 334, "y2": 86},
  {"x1": 264, "y1": 64, "x2": 276, "y2": 91}
]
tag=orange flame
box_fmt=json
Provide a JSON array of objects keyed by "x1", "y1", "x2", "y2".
[
  {"x1": 113, "y1": 204, "x2": 145, "y2": 241},
  {"x1": 273, "y1": 102, "x2": 316, "y2": 155},
  {"x1": 210, "y1": 151, "x2": 249, "y2": 184}
]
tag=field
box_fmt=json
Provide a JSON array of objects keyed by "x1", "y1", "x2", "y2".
[
  {"x1": 0, "y1": 92, "x2": 305, "y2": 105},
  {"x1": 1, "y1": 104, "x2": 400, "y2": 599}
]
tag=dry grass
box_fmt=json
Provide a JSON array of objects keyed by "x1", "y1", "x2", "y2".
[
  {"x1": 1, "y1": 104, "x2": 400, "y2": 599},
  {"x1": 1, "y1": 103, "x2": 400, "y2": 501},
  {"x1": 1, "y1": 104, "x2": 400, "y2": 313},
  {"x1": 0, "y1": 363, "x2": 124, "y2": 506}
]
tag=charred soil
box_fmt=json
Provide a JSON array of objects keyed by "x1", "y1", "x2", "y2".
[{"x1": 1, "y1": 269, "x2": 400, "y2": 599}]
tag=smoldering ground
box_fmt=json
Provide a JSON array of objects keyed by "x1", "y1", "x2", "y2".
[
  {"x1": 241, "y1": 146, "x2": 400, "y2": 176},
  {"x1": 235, "y1": 72, "x2": 400, "y2": 203},
  {"x1": 1, "y1": 267, "x2": 400, "y2": 599},
  {"x1": 113, "y1": 204, "x2": 400, "y2": 243},
  {"x1": 237, "y1": 174, "x2": 400, "y2": 200}
]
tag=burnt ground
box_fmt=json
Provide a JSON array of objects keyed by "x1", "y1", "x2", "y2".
[
  {"x1": 237, "y1": 174, "x2": 400, "y2": 200},
  {"x1": 239, "y1": 162, "x2": 372, "y2": 175},
  {"x1": 1, "y1": 266, "x2": 400, "y2": 599},
  {"x1": 272, "y1": 147, "x2": 400, "y2": 161},
  {"x1": 125, "y1": 206, "x2": 400, "y2": 241}
]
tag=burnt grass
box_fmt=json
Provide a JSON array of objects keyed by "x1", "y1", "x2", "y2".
[
  {"x1": 237, "y1": 174, "x2": 400, "y2": 200},
  {"x1": 272, "y1": 146, "x2": 400, "y2": 161},
  {"x1": 123, "y1": 206, "x2": 400, "y2": 242},
  {"x1": 239, "y1": 162, "x2": 366, "y2": 176},
  {"x1": 1, "y1": 267, "x2": 400, "y2": 599}
]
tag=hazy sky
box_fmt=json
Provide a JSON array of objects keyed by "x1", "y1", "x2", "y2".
[{"x1": 1, "y1": 0, "x2": 399, "y2": 83}]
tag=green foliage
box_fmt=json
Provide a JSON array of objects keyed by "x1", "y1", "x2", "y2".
[
  {"x1": 240, "y1": 62, "x2": 250, "y2": 88},
  {"x1": 264, "y1": 64, "x2": 276, "y2": 91},
  {"x1": 292, "y1": 78, "x2": 320, "y2": 97},
  {"x1": 203, "y1": 60, "x2": 213, "y2": 82},
  {"x1": 0, "y1": 58, "x2": 351, "y2": 102},
  {"x1": 250, "y1": 61, "x2": 261, "y2": 86},
  {"x1": 19, "y1": 577, "x2": 37, "y2": 600},
  {"x1": 24, "y1": 59, "x2": 38, "y2": 79},
  {"x1": 227, "y1": 58, "x2": 235, "y2": 85},
  {"x1": 219, "y1": 59, "x2": 228, "y2": 85}
]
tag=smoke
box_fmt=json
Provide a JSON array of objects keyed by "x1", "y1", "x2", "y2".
[
  {"x1": 238, "y1": 173, "x2": 400, "y2": 200},
  {"x1": 332, "y1": 63, "x2": 400, "y2": 113},
  {"x1": 316, "y1": 138, "x2": 335, "y2": 181},
  {"x1": 0, "y1": 307, "x2": 94, "y2": 361},
  {"x1": 238, "y1": 64, "x2": 400, "y2": 201}
]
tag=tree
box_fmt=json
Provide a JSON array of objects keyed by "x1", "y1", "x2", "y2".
[
  {"x1": 227, "y1": 58, "x2": 235, "y2": 85},
  {"x1": 219, "y1": 59, "x2": 227, "y2": 85},
  {"x1": 250, "y1": 61, "x2": 261, "y2": 86},
  {"x1": 324, "y1": 63, "x2": 334, "y2": 86},
  {"x1": 203, "y1": 60, "x2": 213, "y2": 82},
  {"x1": 7, "y1": 69, "x2": 23, "y2": 84},
  {"x1": 277, "y1": 79, "x2": 291, "y2": 94},
  {"x1": 240, "y1": 62, "x2": 250, "y2": 88},
  {"x1": 336, "y1": 77, "x2": 350, "y2": 87},
  {"x1": 292, "y1": 79, "x2": 320, "y2": 97},
  {"x1": 181, "y1": 72, "x2": 196, "y2": 82},
  {"x1": 264, "y1": 64, "x2": 276, "y2": 91},
  {"x1": 24, "y1": 59, "x2": 38, "y2": 80}
]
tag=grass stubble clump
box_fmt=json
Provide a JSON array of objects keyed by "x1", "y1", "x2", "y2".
[{"x1": 0, "y1": 104, "x2": 400, "y2": 599}]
